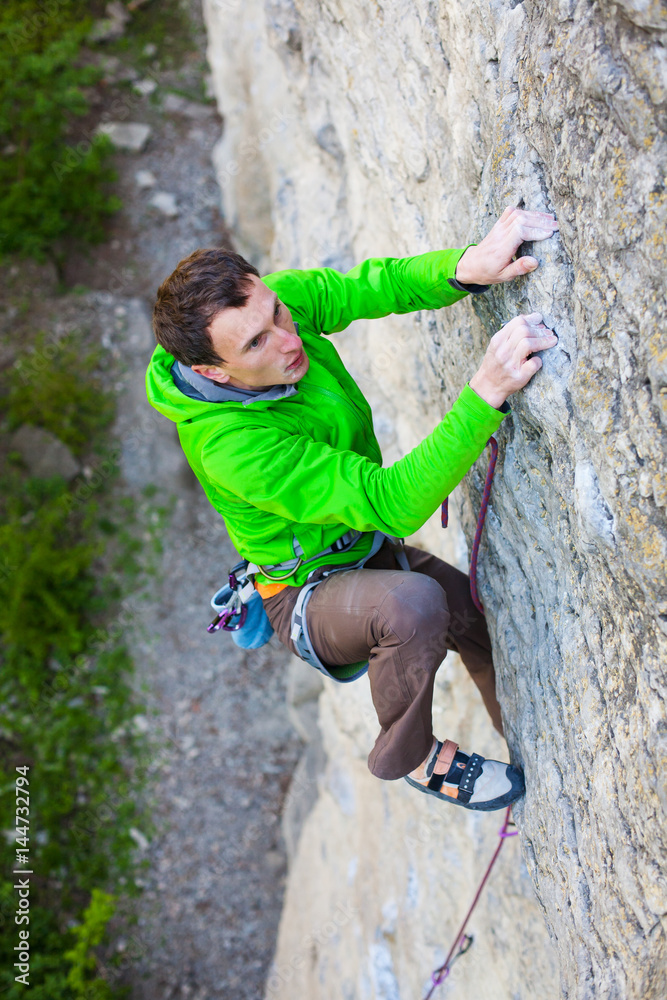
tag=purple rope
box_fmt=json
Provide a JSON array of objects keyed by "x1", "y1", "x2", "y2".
[
  {"x1": 441, "y1": 496, "x2": 448, "y2": 528},
  {"x1": 423, "y1": 807, "x2": 516, "y2": 999},
  {"x1": 440, "y1": 436, "x2": 498, "y2": 615},
  {"x1": 424, "y1": 439, "x2": 508, "y2": 999}
]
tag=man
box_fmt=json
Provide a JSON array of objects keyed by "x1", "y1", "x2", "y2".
[{"x1": 146, "y1": 206, "x2": 559, "y2": 811}]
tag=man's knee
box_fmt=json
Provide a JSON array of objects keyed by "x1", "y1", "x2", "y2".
[{"x1": 375, "y1": 572, "x2": 450, "y2": 655}]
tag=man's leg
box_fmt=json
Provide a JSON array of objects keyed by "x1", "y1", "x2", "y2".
[
  {"x1": 263, "y1": 540, "x2": 498, "y2": 781},
  {"x1": 263, "y1": 541, "x2": 523, "y2": 807},
  {"x1": 304, "y1": 561, "x2": 451, "y2": 780},
  {"x1": 402, "y1": 545, "x2": 503, "y2": 735}
]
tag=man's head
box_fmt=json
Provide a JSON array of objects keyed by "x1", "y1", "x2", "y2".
[{"x1": 153, "y1": 248, "x2": 309, "y2": 390}]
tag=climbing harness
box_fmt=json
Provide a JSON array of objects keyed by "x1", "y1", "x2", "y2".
[
  {"x1": 208, "y1": 433, "x2": 497, "y2": 665},
  {"x1": 253, "y1": 528, "x2": 369, "y2": 583},
  {"x1": 207, "y1": 530, "x2": 409, "y2": 666},
  {"x1": 289, "y1": 530, "x2": 409, "y2": 683},
  {"x1": 441, "y1": 436, "x2": 498, "y2": 615},
  {"x1": 423, "y1": 806, "x2": 518, "y2": 999}
]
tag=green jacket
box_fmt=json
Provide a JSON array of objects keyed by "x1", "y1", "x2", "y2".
[{"x1": 145, "y1": 249, "x2": 509, "y2": 586}]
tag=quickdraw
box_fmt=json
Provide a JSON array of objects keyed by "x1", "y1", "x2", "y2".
[{"x1": 207, "y1": 562, "x2": 253, "y2": 633}]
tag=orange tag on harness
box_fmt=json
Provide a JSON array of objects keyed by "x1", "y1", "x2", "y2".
[{"x1": 255, "y1": 580, "x2": 289, "y2": 600}]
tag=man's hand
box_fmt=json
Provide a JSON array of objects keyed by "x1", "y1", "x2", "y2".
[
  {"x1": 469, "y1": 313, "x2": 558, "y2": 408},
  {"x1": 456, "y1": 206, "x2": 558, "y2": 286}
]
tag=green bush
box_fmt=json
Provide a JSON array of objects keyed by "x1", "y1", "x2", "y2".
[
  {"x1": 0, "y1": 324, "x2": 152, "y2": 998},
  {"x1": 0, "y1": 1, "x2": 120, "y2": 262},
  {"x1": 8, "y1": 330, "x2": 115, "y2": 455},
  {"x1": 64, "y1": 890, "x2": 117, "y2": 998}
]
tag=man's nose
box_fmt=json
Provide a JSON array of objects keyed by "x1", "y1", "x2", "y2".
[{"x1": 276, "y1": 327, "x2": 301, "y2": 352}]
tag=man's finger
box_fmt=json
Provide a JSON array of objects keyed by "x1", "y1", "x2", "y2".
[
  {"x1": 514, "y1": 209, "x2": 558, "y2": 226},
  {"x1": 517, "y1": 223, "x2": 559, "y2": 242},
  {"x1": 521, "y1": 355, "x2": 543, "y2": 375},
  {"x1": 515, "y1": 334, "x2": 558, "y2": 361},
  {"x1": 497, "y1": 257, "x2": 539, "y2": 281}
]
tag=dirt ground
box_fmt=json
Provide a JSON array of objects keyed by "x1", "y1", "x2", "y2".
[{"x1": 5, "y1": 3, "x2": 304, "y2": 997}]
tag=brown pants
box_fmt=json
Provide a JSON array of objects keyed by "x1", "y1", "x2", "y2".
[{"x1": 262, "y1": 539, "x2": 502, "y2": 780}]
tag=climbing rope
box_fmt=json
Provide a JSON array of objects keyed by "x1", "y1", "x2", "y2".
[
  {"x1": 429, "y1": 435, "x2": 511, "y2": 997},
  {"x1": 441, "y1": 436, "x2": 498, "y2": 614},
  {"x1": 423, "y1": 806, "x2": 518, "y2": 999}
]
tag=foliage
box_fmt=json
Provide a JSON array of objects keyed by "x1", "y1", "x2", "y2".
[
  {"x1": 0, "y1": 1, "x2": 120, "y2": 262},
  {"x1": 64, "y1": 890, "x2": 117, "y2": 998},
  {"x1": 107, "y1": 0, "x2": 195, "y2": 74},
  {"x1": 0, "y1": 326, "x2": 153, "y2": 998},
  {"x1": 8, "y1": 330, "x2": 115, "y2": 454},
  {"x1": 0, "y1": 475, "x2": 98, "y2": 676}
]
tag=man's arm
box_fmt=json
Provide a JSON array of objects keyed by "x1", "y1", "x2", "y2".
[
  {"x1": 264, "y1": 206, "x2": 558, "y2": 335},
  {"x1": 469, "y1": 312, "x2": 558, "y2": 409},
  {"x1": 263, "y1": 248, "x2": 473, "y2": 335},
  {"x1": 200, "y1": 383, "x2": 508, "y2": 538}
]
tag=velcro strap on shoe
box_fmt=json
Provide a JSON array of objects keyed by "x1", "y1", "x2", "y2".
[
  {"x1": 456, "y1": 753, "x2": 485, "y2": 804},
  {"x1": 427, "y1": 740, "x2": 459, "y2": 793}
]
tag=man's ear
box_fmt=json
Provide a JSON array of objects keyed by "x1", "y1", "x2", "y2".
[{"x1": 191, "y1": 364, "x2": 230, "y2": 384}]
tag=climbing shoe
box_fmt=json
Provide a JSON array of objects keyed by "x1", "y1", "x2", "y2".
[{"x1": 404, "y1": 738, "x2": 524, "y2": 811}]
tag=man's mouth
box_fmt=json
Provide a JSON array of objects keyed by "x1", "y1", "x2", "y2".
[{"x1": 286, "y1": 350, "x2": 304, "y2": 371}]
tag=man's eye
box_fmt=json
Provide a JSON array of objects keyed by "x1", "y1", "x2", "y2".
[
  {"x1": 274, "y1": 301, "x2": 281, "y2": 318},
  {"x1": 249, "y1": 336, "x2": 261, "y2": 349}
]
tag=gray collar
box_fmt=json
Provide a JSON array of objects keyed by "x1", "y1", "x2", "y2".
[{"x1": 172, "y1": 361, "x2": 297, "y2": 406}]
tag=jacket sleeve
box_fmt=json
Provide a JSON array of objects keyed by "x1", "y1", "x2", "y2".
[
  {"x1": 199, "y1": 384, "x2": 508, "y2": 538},
  {"x1": 262, "y1": 249, "x2": 472, "y2": 334}
]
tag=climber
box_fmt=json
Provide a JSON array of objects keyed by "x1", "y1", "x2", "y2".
[{"x1": 146, "y1": 205, "x2": 559, "y2": 811}]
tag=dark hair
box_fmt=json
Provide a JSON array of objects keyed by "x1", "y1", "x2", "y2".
[{"x1": 152, "y1": 248, "x2": 260, "y2": 366}]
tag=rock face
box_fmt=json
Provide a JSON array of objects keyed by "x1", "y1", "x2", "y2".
[{"x1": 202, "y1": 1, "x2": 667, "y2": 997}]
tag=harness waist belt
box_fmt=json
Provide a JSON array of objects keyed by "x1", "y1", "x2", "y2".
[
  {"x1": 248, "y1": 529, "x2": 368, "y2": 583},
  {"x1": 261, "y1": 529, "x2": 364, "y2": 574}
]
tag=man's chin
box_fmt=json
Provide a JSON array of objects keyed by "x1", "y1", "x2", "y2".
[{"x1": 286, "y1": 351, "x2": 309, "y2": 378}]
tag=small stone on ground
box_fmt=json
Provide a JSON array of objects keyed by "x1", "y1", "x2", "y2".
[
  {"x1": 148, "y1": 191, "x2": 179, "y2": 217},
  {"x1": 135, "y1": 169, "x2": 157, "y2": 188},
  {"x1": 97, "y1": 122, "x2": 152, "y2": 153}
]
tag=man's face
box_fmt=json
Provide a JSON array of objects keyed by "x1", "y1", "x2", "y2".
[{"x1": 191, "y1": 275, "x2": 309, "y2": 390}]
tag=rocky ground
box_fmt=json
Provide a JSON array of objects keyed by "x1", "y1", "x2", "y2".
[{"x1": 4, "y1": 3, "x2": 306, "y2": 997}]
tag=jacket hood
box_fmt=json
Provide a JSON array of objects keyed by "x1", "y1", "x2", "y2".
[
  {"x1": 146, "y1": 344, "x2": 211, "y2": 424},
  {"x1": 145, "y1": 344, "x2": 297, "y2": 423}
]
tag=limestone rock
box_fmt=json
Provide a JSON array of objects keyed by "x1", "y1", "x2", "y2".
[
  {"x1": 148, "y1": 191, "x2": 179, "y2": 218},
  {"x1": 11, "y1": 426, "x2": 80, "y2": 481},
  {"x1": 162, "y1": 93, "x2": 216, "y2": 121},
  {"x1": 286, "y1": 654, "x2": 323, "y2": 743},
  {"x1": 134, "y1": 169, "x2": 157, "y2": 189},
  {"x1": 96, "y1": 122, "x2": 152, "y2": 153},
  {"x1": 202, "y1": 1, "x2": 667, "y2": 997},
  {"x1": 133, "y1": 78, "x2": 158, "y2": 97}
]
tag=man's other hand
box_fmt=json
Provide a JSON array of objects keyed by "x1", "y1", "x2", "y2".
[
  {"x1": 468, "y1": 313, "x2": 558, "y2": 409},
  {"x1": 455, "y1": 206, "x2": 558, "y2": 286}
]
